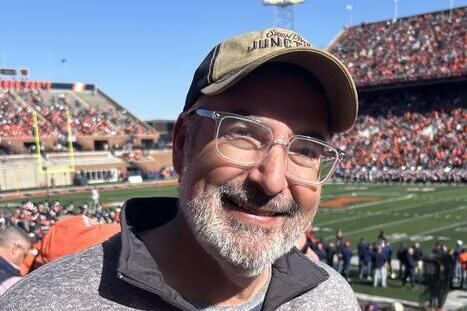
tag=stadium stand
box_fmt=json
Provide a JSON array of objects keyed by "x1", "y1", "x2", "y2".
[
  {"x1": 0, "y1": 8, "x2": 465, "y2": 187},
  {"x1": 328, "y1": 7, "x2": 466, "y2": 183},
  {"x1": 328, "y1": 7, "x2": 466, "y2": 87},
  {"x1": 0, "y1": 82, "x2": 158, "y2": 153}
]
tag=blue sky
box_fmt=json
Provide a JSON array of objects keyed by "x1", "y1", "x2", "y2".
[{"x1": 2, "y1": 0, "x2": 466, "y2": 121}]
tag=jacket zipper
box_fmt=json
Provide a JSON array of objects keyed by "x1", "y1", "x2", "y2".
[{"x1": 117, "y1": 272, "x2": 197, "y2": 311}]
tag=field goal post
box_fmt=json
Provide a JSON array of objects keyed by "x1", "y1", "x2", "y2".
[{"x1": 33, "y1": 108, "x2": 75, "y2": 175}]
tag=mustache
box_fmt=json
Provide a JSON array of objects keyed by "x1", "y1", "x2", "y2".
[{"x1": 218, "y1": 182, "x2": 300, "y2": 216}]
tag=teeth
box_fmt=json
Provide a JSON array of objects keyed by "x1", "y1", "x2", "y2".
[
  {"x1": 241, "y1": 206, "x2": 275, "y2": 217},
  {"x1": 224, "y1": 197, "x2": 276, "y2": 217}
]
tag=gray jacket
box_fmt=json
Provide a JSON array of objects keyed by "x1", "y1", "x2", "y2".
[{"x1": 0, "y1": 197, "x2": 360, "y2": 310}]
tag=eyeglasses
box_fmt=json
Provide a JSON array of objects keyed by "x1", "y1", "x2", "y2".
[{"x1": 193, "y1": 108, "x2": 345, "y2": 185}]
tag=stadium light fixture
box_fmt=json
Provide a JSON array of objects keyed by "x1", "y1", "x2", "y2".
[
  {"x1": 345, "y1": 4, "x2": 353, "y2": 27},
  {"x1": 263, "y1": 0, "x2": 305, "y2": 30}
]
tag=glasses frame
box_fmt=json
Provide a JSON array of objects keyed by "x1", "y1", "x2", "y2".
[{"x1": 193, "y1": 108, "x2": 345, "y2": 185}]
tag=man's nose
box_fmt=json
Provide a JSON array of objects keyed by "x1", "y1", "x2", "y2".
[{"x1": 247, "y1": 144, "x2": 288, "y2": 196}]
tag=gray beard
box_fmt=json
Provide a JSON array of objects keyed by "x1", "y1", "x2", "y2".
[{"x1": 179, "y1": 177, "x2": 306, "y2": 277}]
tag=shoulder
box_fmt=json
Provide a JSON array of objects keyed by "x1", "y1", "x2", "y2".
[
  {"x1": 281, "y1": 261, "x2": 361, "y2": 311},
  {"x1": 0, "y1": 245, "x2": 109, "y2": 310}
]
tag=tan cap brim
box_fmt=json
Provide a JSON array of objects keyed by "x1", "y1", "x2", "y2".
[{"x1": 201, "y1": 47, "x2": 358, "y2": 133}]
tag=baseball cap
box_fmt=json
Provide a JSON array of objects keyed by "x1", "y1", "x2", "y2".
[{"x1": 184, "y1": 27, "x2": 358, "y2": 133}]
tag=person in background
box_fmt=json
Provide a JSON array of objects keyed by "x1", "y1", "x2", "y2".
[
  {"x1": 0, "y1": 227, "x2": 32, "y2": 295},
  {"x1": 336, "y1": 229, "x2": 345, "y2": 274},
  {"x1": 341, "y1": 240, "x2": 353, "y2": 282},
  {"x1": 413, "y1": 242, "x2": 424, "y2": 282},
  {"x1": 359, "y1": 241, "x2": 372, "y2": 282},
  {"x1": 382, "y1": 239, "x2": 394, "y2": 279},
  {"x1": 372, "y1": 246, "x2": 387, "y2": 288},
  {"x1": 91, "y1": 187, "x2": 101, "y2": 214},
  {"x1": 453, "y1": 240, "x2": 464, "y2": 284},
  {"x1": 397, "y1": 242, "x2": 408, "y2": 280},
  {"x1": 326, "y1": 241, "x2": 337, "y2": 268},
  {"x1": 403, "y1": 247, "x2": 416, "y2": 288},
  {"x1": 459, "y1": 248, "x2": 467, "y2": 289},
  {"x1": 314, "y1": 241, "x2": 328, "y2": 264},
  {"x1": 358, "y1": 237, "x2": 368, "y2": 279}
]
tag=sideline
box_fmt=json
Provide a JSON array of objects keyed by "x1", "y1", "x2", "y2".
[{"x1": 0, "y1": 179, "x2": 178, "y2": 203}]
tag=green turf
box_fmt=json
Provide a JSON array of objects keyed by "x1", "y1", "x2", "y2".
[{"x1": 1, "y1": 182, "x2": 466, "y2": 302}]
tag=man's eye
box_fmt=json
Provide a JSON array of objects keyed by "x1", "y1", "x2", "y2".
[
  {"x1": 232, "y1": 128, "x2": 251, "y2": 137},
  {"x1": 296, "y1": 148, "x2": 319, "y2": 157}
]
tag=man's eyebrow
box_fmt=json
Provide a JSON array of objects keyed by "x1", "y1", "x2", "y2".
[
  {"x1": 229, "y1": 110, "x2": 329, "y2": 141},
  {"x1": 299, "y1": 131, "x2": 329, "y2": 142}
]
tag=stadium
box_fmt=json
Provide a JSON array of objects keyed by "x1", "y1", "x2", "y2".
[{"x1": 0, "y1": 3, "x2": 466, "y2": 310}]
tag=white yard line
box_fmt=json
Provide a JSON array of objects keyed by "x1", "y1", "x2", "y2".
[
  {"x1": 323, "y1": 205, "x2": 466, "y2": 240},
  {"x1": 391, "y1": 221, "x2": 467, "y2": 242},
  {"x1": 317, "y1": 196, "x2": 458, "y2": 226},
  {"x1": 347, "y1": 194, "x2": 414, "y2": 209}
]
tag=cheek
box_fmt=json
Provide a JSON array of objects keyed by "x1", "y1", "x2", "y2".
[
  {"x1": 290, "y1": 184, "x2": 321, "y2": 221},
  {"x1": 183, "y1": 142, "x2": 248, "y2": 195}
]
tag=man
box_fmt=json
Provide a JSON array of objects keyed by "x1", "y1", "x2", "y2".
[
  {"x1": 381, "y1": 239, "x2": 394, "y2": 279},
  {"x1": 372, "y1": 246, "x2": 387, "y2": 288},
  {"x1": 91, "y1": 187, "x2": 102, "y2": 215},
  {"x1": 396, "y1": 242, "x2": 407, "y2": 280},
  {"x1": 453, "y1": 240, "x2": 464, "y2": 283},
  {"x1": 402, "y1": 247, "x2": 416, "y2": 288},
  {"x1": 357, "y1": 237, "x2": 368, "y2": 279},
  {"x1": 341, "y1": 241, "x2": 353, "y2": 282},
  {"x1": 326, "y1": 241, "x2": 337, "y2": 268},
  {"x1": 413, "y1": 242, "x2": 424, "y2": 282},
  {"x1": 459, "y1": 248, "x2": 467, "y2": 289},
  {"x1": 0, "y1": 227, "x2": 32, "y2": 295},
  {"x1": 1, "y1": 28, "x2": 359, "y2": 310},
  {"x1": 358, "y1": 239, "x2": 372, "y2": 281}
]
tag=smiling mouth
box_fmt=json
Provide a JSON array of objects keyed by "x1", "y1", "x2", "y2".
[{"x1": 222, "y1": 195, "x2": 285, "y2": 217}]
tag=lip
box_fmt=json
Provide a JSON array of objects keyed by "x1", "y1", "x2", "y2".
[{"x1": 222, "y1": 197, "x2": 283, "y2": 228}]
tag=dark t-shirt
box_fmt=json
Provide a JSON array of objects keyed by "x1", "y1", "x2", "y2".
[{"x1": 0, "y1": 256, "x2": 20, "y2": 284}]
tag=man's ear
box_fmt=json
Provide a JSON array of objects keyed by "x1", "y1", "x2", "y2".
[{"x1": 172, "y1": 116, "x2": 188, "y2": 176}]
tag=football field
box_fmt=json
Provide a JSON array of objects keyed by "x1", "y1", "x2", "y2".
[
  {"x1": 315, "y1": 183, "x2": 467, "y2": 251},
  {"x1": 2, "y1": 182, "x2": 466, "y2": 252},
  {"x1": 2, "y1": 182, "x2": 466, "y2": 302}
]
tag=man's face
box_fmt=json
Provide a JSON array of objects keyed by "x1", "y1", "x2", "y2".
[
  {"x1": 11, "y1": 240, "x2": 32, "y2": 266},
  {"x1": 175, "y1": 66, "x2": 329, "y2": 276}
]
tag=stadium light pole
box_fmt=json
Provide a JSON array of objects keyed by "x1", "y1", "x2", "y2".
[
  {"x1": 263, "y1": 0, "x2": 305, "y2": 30},
  {"x1": 449, "y1": 0, "x2": 453, "y2": 21},
  {"x1": 392, "y1": 0, "x2": 398, "y2": 22},
  {"x1": 346, "y1": 4, "x2": 353, "y2": 27}
]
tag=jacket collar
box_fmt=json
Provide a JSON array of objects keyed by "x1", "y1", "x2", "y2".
[{"x1": 116, "y1": 197, "x2": 329, "y2": 311}]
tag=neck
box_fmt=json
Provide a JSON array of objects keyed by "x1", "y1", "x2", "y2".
[{"x1": 140, "y1": 213, "x2": 270, "y2": 306}]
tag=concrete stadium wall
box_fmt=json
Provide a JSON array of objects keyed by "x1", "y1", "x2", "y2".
[{"x1": 0, "y1": 166, "x2": 72, "y2": 191}]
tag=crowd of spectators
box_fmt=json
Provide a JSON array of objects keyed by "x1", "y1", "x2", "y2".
[
  {"x1": 0, "y1": 199, "x2": 120, "y2": 242},
  {"x1": 0, "y1": 197, "x2": 120, "y2": 294},
  {"x1": 15, "y1": 88, "x2": 154, "y2": 137},
  {"x1": 329, "y1": 7, "x2": 466, "y2": 87},
  {"x1": 0, "y1": 85, "x2": 155, "y2": 146},
  {"x1": 332, "y1": 83, "x2": 466, "y2": 183},
  {"x1": 0, "y1": 90, "x2": 55, "y2": 138}
]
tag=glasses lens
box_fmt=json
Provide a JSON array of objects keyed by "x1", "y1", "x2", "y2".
[
  {"x1": 216, "y1": 116, "x2": 273, "y2": 165},
  {"x1": 288, "y1": 138, "x2": 338, "y2": 184}
]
